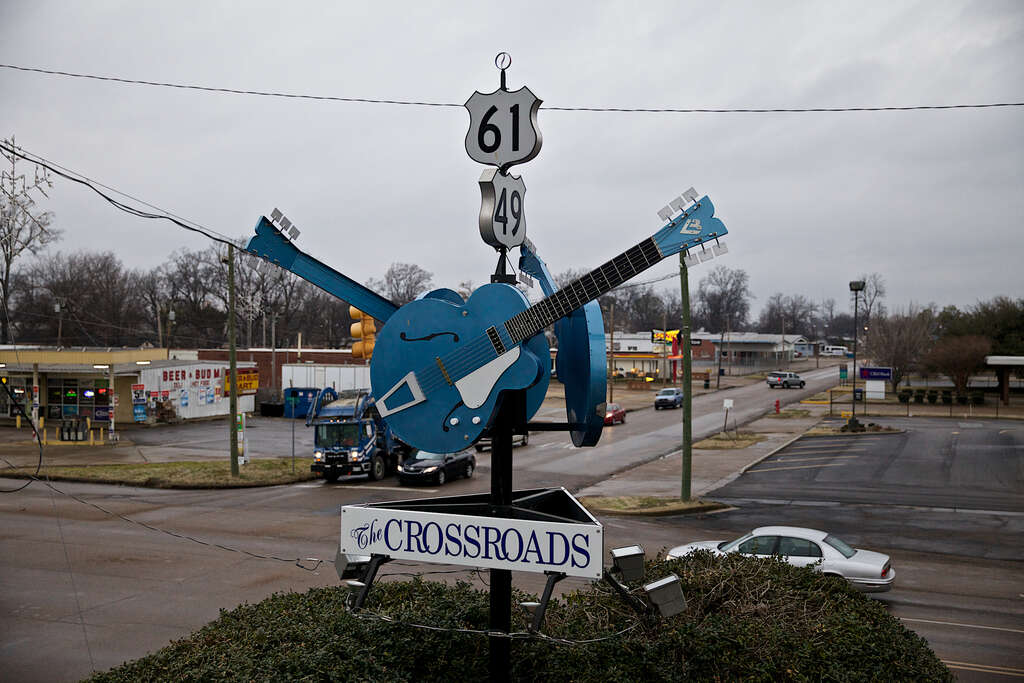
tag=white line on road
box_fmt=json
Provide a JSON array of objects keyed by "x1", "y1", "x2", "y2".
[
  {"x1": 942, "y1": 660, "x2": 1024, "y2": 677},
  {"x1": 901, "y1": 617, "x2": 1024, "y2": 635},
  {"x1": 775, "y1": 455, "x2": 860, "y2": 463},
  {"x1": 750, "y1": 462, "x2": 848, "y2": 472}
]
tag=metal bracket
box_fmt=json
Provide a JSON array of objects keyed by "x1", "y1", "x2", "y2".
[
  {"x1": 349, "y1": 554, "x2": 391, "y2": 611},
  {"x1": 529, "y1": 571, "x2": 566, "y2": 632},
  {"x1": 603, "y1": 569, "x2": 650, "y2": 616}
]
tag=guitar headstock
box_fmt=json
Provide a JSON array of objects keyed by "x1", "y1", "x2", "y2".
[
  {"x1": 652, "y1": 193, "x2": 728, "y2": 259},
  {"x1": 245, "y1": 214, "x2": 300, "y2": 270}
]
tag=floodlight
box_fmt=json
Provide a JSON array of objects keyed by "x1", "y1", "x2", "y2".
[
  {"x1": 669, "y1": 196, "x2": 685, "y2": 212},
  {"x1": 684, "y1": 253, "x2": 700, "y2": 268},
  {"x1": 270, "y1": 208, "x2": 283, "y2": 223},
  {"x1": 644, "y1": 573, "x2": 687, "y2": 618},
  {"x1": 335, "y1": 549, "x2": 372, "y2": 581},
  {"x1": 518, "y1": 271, "x2": 534, "y2": 288},
  {"x1": 713, "y1": 242, "x2": 729, "y2": 257},
  {"x1": 279, "y1": 217, "x2": 292, "y2": 231},
  {"x1": 849, "y1": 280, "x2": 866, "y2": 292},
  {"x1": 699, "y1": 249, "x2": 716, "y2": 263},
  {"x1": 682, "y1": 187, "x2": 699, "y2": 203},
  {"x1": 611, "y1": 544, "x2": 646, "y2": 583},
  {"x1": 657, "y1": 206, "x2": 674, "y2": 222},
  {"x1": 287, "y1": 226, "x2": 300, "y2": 240},
  {"x1": 520, "y1": 601, "x2": 540, "y2": 617}
]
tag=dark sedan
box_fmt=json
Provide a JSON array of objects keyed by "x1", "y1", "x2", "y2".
[{"x1": 397, "y1": 449, "x2": 476, "y2": 486}]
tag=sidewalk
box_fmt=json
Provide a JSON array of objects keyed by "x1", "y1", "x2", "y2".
[{"x1": 576, "y1": 405, "x2": 826, "y2": 500}]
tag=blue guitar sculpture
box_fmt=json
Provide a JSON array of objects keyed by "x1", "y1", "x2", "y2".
[
  {"x1": 519, "y1": 241, "x2": 606, "y2": 447},
  {"x1": 371, "y1": 196, "x2": 728, "y2": 453}
]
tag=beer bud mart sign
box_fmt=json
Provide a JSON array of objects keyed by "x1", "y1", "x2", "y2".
[
  {"x1": 340, "y1": 505, "x2": 603, "y2": 579},
  {"x1": 224, "y1": 368, "x2": 259, "y2": 395}
]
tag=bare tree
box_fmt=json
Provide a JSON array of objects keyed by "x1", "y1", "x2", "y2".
[
  {"x1": 695, "y1": 265, "x2": 752, "y2": 333},
  {"x1": 925, "y1": 335, "x2": 991, "y2": 394},
  {"x1": 863, "y1": 305, "x2": 936, "y2": 392},
  {"x1": 757, "y1": 293, "x2": 817, "y2": 337},
  {"x1": 1, "y1": 136, "x2": 63, "y2": 342},
  {"x1": 854, "y1": 272, "x2": 887, "y2": 341},
  {"x1": 369, "y1": 262, "x2": 433, "y2": 306}
]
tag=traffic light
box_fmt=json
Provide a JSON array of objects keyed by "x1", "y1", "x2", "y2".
[{"x1": 350, "y1": 306, "x2": 376, "y2": 359}]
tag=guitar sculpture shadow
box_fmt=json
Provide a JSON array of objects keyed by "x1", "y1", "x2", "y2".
[{"x1": 371, "y1": 196, "x2": 728, "y2": 453}]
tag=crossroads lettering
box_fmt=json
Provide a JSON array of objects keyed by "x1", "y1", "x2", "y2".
[{"x1": 350, "y1": 517, "x2": 592, "y2": 568}]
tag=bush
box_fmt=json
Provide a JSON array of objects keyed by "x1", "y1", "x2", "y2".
[
  {"x1": 913, "y1": 389, "x2": 925, "y2": 404},
  {"x1": 941, "y1": 390, "x2": 953, "y2": 405},
  {"x1": 926, "y1": 390, "x2": 938, "y2": 404},
  {"x1": 956, "y1": 394, "x2": 969, "y2": 405},
  {"x1": 898, "y1": 391, "x2": 912, "y2": 404},
  {"x1": 87, "y1": 554, "x2": 950, "y2": 682},
  {"x1": 971, "y1": 391, "x2": 985, "y2": 405}
]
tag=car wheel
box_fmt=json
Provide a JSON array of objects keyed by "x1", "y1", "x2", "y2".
[
  {"x1": 783, "y1": 382, "x2": 790, "y2": 389},
  {"x1": 800, "y1": 382, "x2": 805, "y2": 388},
  {"x1": 475, "y1": 445, "x2": 485, "y2": 453},
  {"x1": 521, "y1": 433, "x2": 529, "y2": 447},
  {"x1": 369, "y1": 455, "x2": 386, "y2": 481},
  {"x1": 436, "y1": 470, "x2": 446, "y2": 485},
  {"x1": 464, "y1": 461, "x2": 474, "y2": 479},
  {"x1": 620, "y1": 414, "x2": 626, "y2": 424}
]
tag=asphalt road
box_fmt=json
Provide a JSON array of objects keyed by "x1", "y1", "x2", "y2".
[{"x1": 3, "y1": 380, "x2": 1022, "y2": 680}]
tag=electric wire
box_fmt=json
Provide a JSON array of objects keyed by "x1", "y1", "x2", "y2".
[
  {"x1": 0, "y1": 141, "x2": 242, "y2": 250},
  {"x1": 3, "y1": 63, "x2": 1022, "y2": 113}
]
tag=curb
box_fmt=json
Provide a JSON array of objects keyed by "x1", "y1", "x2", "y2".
[{"x1": 580, "y1": 498, "x2": 728, "y2": 517}]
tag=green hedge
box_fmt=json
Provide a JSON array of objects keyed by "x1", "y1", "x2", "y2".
[{"x1": 88, "y1": 553, "x2": 950, "y2": 682}]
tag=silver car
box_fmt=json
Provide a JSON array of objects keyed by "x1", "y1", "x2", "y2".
[
  {"x1": 666, "y1": 525, "x2": 894, "y2": 592},
  {"x1": 766, "y1": 371, "x2": 805, "y2": 389}
]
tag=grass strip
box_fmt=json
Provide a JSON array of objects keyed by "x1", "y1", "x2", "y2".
[
  {"x1": 693, "y1": 431, "x2": 760, "y2": 449},
  {"x1": 2, "y1": 458, "x2": 316, "y2": 488},
  {"x1": 580, "y1": 495, "x2": 727, "y2": 516}
]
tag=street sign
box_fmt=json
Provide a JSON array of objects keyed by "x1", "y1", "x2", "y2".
[
  {"x1": 723, "y1": 398, "x2": 734, "y2": 409},
  {"x1": 478, "y1": 168, "x2": 527, "y2": 249},
  {"x1": 839, "y1": 366, "x2": 848, "y2": 380},
  {"x1": 464, "y1": 86, "x2": 542, "y2": 169},
  {"x1": 859, "y1": 366, "x2": 893, "y2": 381}
]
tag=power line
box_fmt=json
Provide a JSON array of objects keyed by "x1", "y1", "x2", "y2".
[{"x1": 2, "y1": 63, "x2": 1022, "y2": 114}]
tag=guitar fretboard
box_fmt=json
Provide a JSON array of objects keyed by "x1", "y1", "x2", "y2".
[{"x1": 503, "y1": 237, "x2": 663, "y2": 346}]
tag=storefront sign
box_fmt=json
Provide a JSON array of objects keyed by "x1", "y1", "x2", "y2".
[
  {"x1": 131, "y1": 384, "x2": 146, "y2": 405},
  {"x1": 859, "y1": 366, "x2": 893, "y2": 381},
  {"x1": 224, "y1": 368, "x2": 259, "y2": 396},
  {"x1": 340, "y1": 505, "x2": 603, "y2": 579},
  {"x1": 133, "y1": 404, "x2": 147, "y2": 422}
]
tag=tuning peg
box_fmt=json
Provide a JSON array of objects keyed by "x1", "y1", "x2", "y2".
[
  {"x1": 279, "y1": 216, "x2": 292, "y2": 232},
  {"x1": 287, "y1": 226, "x2": 300, "y2": 240},
  {"x1": 682, "y1": 188, "x2": 699, "y2": 203},
  {"x1": 713, "y1": 241, "x2": 729, "y2": 257},
  {"x1": 669, "y1": 196, "x2": 685, "y2": 213},
  {"x1": 657, "y1": 206, "x2": 674, "y2": 222},
  {"x1": 683, "y1": 252, "x2": 699, "y2": 268},
  {"x1": 270, "y1": 208, "x2": 283, "y2": 223},
  {"x1": 699, "y1": 247, "x2": 715, "y2": 262}
]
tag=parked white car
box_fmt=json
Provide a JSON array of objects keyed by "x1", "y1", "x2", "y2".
[{"x1": 667, "y1": 526, "x2": 894, "y2": 592}]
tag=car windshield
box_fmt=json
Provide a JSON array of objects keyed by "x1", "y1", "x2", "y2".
[
  {"x1": 316, "y1": 423, "x2": 359, "y2": 448},
  {"x1": 824, "y1": 534, "x2": 856, "y2": 558},
  {"x1": 407, "y1": 450, "x2": 446, "y2": 462},
  {"x1": 657, "y1": 389, "x2": 676, "y2": 396},
  {"x1": 720, "y1": 532, "x2": 753, "y2": 552}
]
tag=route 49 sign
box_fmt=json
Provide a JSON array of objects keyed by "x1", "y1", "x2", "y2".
[
  {"x1": 478, "y1": 168, "x2": 526, "y2": 249},
  {"x1": 464, "y1": 86, "x2": 542, "y2": 169}
]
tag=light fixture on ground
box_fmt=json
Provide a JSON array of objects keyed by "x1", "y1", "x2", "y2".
[
  {"x1": 334, "y1": 549, "x2": 372, "y2": 581},
  {"x1": 610, "y1": 545, "x2": 645, "y2": 582},
  {"x1": 644, "y1": 573, "x2": 687, "y2": 618}
]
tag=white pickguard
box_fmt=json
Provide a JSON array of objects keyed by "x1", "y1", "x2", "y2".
[{"x1": 455, "y1": 347, "x2": 521, "y2": 409}]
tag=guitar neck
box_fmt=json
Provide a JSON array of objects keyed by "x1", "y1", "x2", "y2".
[{"x1": 503, "y1": 237, "x2": 663, "y2": 345}]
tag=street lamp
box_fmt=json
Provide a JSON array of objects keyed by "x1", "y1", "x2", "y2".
[{"x1": 849, "y1": 280, "x2": 866, "y2": 428}]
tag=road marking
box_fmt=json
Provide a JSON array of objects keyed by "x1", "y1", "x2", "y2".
[
  {"x1": 785, "y1": 446, "x2": 867, "y2": 452},
  {"x1": 901, "y1": 617, "x2": 1024, "y2": 635},
  {"x1": 775, "y1": 455, "x2": 859, "y2": 463},
  {"x1": 942, "y1": 660, "x2": 1024, "y2": 677},
  {"x1": 538, "y1": 442, "x2": 557, "y2": 449},
  {"x1": 750, "y1": 462, "x2": 848, "y2": 472}
]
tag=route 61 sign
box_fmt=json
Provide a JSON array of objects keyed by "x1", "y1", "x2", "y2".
[
  {"x1": 478, "y1": 168, "x2": 526, "y2": 249},
  {"x1": 464, "y1": 86, "x2": 542, "y2": 169}
]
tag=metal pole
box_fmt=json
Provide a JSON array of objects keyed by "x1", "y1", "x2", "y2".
[
  {"x1": 662, "y1": 308, "x2": 668, "y2": 386},
  {"x1": 607, "y1": 301, "x2": 615, "y2": 403},
  {"x1": 488, "y1": 392, "x2": 517, "y2": 683},
  {"x1": 851, "y1": 290, "x2": 858, "y2": 424},
  {"x1": 228, "y1": 244, "x2": 239, "y2": 477},
  {"x1": 680, "y1": 254, "x2": 692, "y2": 501},
  {"x1": 716, "y1": 329, "x2": 724, "y2": 389},
  {"x1": 291, "y1": 408, "x2": 295, "y2": 474}
]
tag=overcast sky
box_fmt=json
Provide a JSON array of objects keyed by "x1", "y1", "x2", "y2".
[{"x1": 2, "y1": 1, "x2": 1021, "y2": 321}]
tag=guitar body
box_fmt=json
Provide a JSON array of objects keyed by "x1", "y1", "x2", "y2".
[
  {"x1": 519, "y1": 245, "x2": 606, "y2": 447},
  {"x1": 371, "y1": 283, "x2": 550, "y2": 453}
]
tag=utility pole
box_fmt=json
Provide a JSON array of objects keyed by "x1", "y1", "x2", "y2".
[
  {"x1": 716, "y1": 328, "x2": 724, "y2": 389},
  {"x1": 662, "y1": 308, "x2": 668, "y2": 386},
  {"x1": 271, "y1": 311, "x2": 278, "y2": 400},
  {"x1": 228, "y1": 244, "x2": 239, "y2": 477},
  {"x1": 54, "y1": 301, "x2": 63, "y2": 347},
  {"x1": 607, "y1": 301, "x2": 615, "y2": 403},
  {"x1": 680, "y1": 254, "x2": 692, "y2": 501}
]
